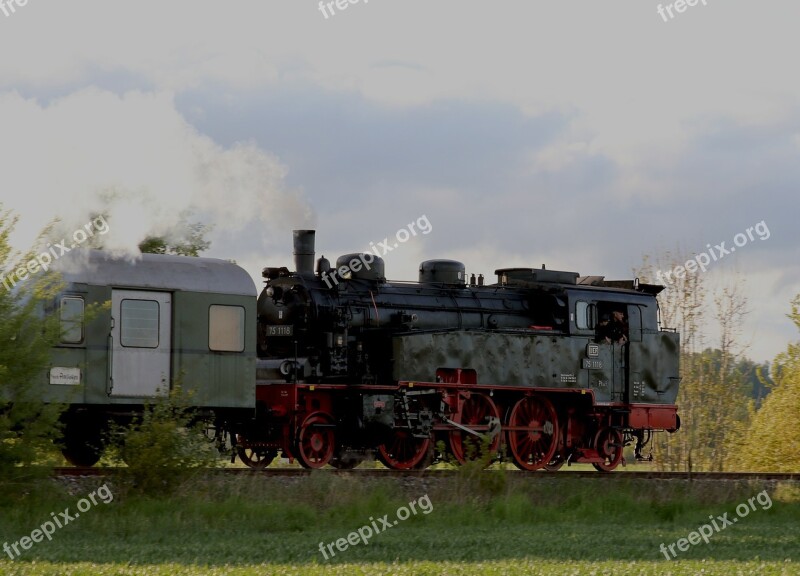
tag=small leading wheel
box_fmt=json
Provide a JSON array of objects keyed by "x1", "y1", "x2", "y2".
[
  {"x1": 236, "y1": 438, "x2": 276, "y2": 469},
  {"x1": 506, "y1": 395, "x2": 559, "y2": 471},
  {"x1": 448, "y1": 393, "x2": 501, "y2": 465},
  {"x1": 544, "y1": 454, "x2": 566, "y2": 472},
  {"x1": 377, "y1": 429, "x2": 432, "y2": 470},
  {"x1": 296, "y1": 412, "x2": 336, "y2": 469},
  {"x1": 593, "y1": 427, "x2": 624, "y2": 472}
]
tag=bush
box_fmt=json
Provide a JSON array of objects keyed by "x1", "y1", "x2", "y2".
[
  {"x1": 435, "y1": 436, "x2": 508, "y2": 504},
  {"x1": 104, "y1": 385, "x2": 221, "y2": 495},
  {"x1": 0, "y1": 208, "x2": 66, "y2": 484}
]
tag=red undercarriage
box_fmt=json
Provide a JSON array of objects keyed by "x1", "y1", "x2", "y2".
[{"x1": 238, "y1": 375, "x2": 678, "y2": 472}]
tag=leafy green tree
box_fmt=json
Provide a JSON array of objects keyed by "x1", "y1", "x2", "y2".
[
  {"x1": 0, "y1": 207, "x2": 66, "y2": 482},
  {"x1": 738, "y1": 357, "x2": 773, "y2": 407},
  {"x1": 734, "y1": 295, "x2": 800, "y2": 472},
  {"x1": 138, "y1": 216, "x2": 212, "y2": 256}
]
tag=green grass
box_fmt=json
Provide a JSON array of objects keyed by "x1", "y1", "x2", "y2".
[{"x1": 0, "y1": 473, "x2": 797, "y2": 575}]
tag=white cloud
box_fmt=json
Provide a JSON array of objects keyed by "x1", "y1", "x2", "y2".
[{"x1": 0, "y1": 89, "x2": 313, "y2": 253}]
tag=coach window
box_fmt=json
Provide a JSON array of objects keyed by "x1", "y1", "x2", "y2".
[
  {"x1": 60, "y1": 296, "x2": 85, "y2": 344},
  {"x1": 120, "y1": 299, "x2": 160, "y2": 348},
  {"x1": 209, "y1": 305, "x2": 245, "y2": 352}
]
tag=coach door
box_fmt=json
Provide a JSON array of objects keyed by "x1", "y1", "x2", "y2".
[{"x1": 109, "y1": 290, "x2": 171, "y2": 397}]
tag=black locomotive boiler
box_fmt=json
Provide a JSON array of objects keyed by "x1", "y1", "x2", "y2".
[{"x1": 240, "y1": 230, "x2": 680, "y2": 471}]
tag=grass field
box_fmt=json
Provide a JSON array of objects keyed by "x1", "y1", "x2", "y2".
[{"x1": 0, "y1": 471, "x2": 797, "y2": 575}]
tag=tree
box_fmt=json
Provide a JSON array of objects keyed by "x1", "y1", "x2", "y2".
[
  {"x1": 637, "y1": 250, "x2": 706, "y2": 470},
  {"x1": 636, "y1": 252, "x2": 751, "y2": 471},
  {"x1": 701, "y1": 283, "x2": 751, "y2": 471},
  {"x1": 734, "y1": 295, "x2": 800, "y2": 472},
  {"x1": 138, "y1": 215, "x2": 212, "y2": 257},
  {"x1": 732, "y1": 357, "x2": 773, "y2": 408},
  {"x1": 0, "y1": 207, "x2": 65, "y2": 481}
]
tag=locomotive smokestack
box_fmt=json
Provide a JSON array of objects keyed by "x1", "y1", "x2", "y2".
[{"x1": 293, "y1": 229, "x2": 316, "y2": 276}]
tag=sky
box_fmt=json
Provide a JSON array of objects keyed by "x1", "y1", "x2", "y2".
[{"x1": 0, "y1": 1, "x2": 798, "y2": 362}]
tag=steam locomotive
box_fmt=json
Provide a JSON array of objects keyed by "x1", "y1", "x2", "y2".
[{"x1": 239, "y1": 230, "x2": 681, "y2": 471}]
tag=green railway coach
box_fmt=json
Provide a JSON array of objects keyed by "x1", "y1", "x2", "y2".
[{"x1": 45, "y1": 250, "x2": 256, "y2": 465}]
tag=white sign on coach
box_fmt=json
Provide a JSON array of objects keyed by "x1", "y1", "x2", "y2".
[{"x1": 49, "y1": 367, "x2": 81, "y2": 386}]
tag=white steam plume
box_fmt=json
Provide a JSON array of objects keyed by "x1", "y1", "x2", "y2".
[{"x1": 0, "y1": 88, "x2": 314, "y2": 255}]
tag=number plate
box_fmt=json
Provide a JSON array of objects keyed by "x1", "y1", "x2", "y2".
[
  {"x1": 582, "y1": 358, "x2": 604, "y2": 370},
  {"x1": 266, "y1": 325, "x2": 293, "y2": 336}
]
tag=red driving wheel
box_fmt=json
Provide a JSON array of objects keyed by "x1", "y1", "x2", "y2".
[{"x1": 295, "y1": 412, "x2": 335, "y2": 469}]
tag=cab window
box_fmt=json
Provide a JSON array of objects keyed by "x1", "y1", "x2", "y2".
[{"x1": 575, "y1": 301, "x2": 595, "y2": 330}]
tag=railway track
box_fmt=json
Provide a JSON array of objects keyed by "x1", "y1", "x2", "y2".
[{"x1": 53, "y1": 467, "x2": 800, "y2": 481}]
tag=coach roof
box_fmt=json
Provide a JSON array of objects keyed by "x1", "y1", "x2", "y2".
[{"x1": 56, "y1": 250, "x2": 256, "y2": 296}]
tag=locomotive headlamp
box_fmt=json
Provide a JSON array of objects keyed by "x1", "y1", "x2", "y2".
[{"x1": 280, "y1": 360, "x2": 299, "y2": 377}]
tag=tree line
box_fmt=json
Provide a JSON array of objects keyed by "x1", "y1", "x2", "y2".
[{"x1": 639, "y1": 251, "x2": 798, "y2": 472}]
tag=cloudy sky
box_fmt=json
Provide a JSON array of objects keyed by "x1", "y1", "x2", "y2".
[{"x1": 0, "y1": 1, "x2": 797, "y2": 362}]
